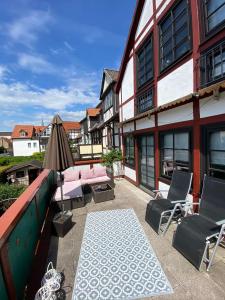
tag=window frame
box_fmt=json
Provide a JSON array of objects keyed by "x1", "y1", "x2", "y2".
[
  {"x1": 104, "y1": 89, "x2": 114, "y2": 112},
  {"x1": 124, "y1": 135, "x2": 135, "y2": 169},
  {"x1": 136, "y1": 36, "x2": 154, "y2": 89},
  {"x1": 159, "y1": 128, "x2": 192, "y2": 180},
  {"x1": 202, "y1": 123, "x2": 225, "y2": 180},
  {"x1": 136, "y1": 87, "x2": 154, "y2": 114},
  {"x1": 159, "y1": 0, "x2": 192, "y2": 73},
  {"x1": 201, "y1": 0, "x2": 225, "y2": 39}
]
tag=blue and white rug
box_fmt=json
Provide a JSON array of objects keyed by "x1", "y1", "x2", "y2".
[{"x1": 72, "y1": 209, "x2": 173, "y2": 300}]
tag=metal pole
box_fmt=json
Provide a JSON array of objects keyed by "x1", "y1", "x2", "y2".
[{"x1": 59, "y1": 171, "x2": 64, "y2": 213}]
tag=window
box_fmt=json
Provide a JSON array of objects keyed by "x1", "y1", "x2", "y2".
[
  {"x1": 16, "y1": 171, "x2": 25, "y2": 178},
  {"x1": 204, "y1": 0, "x2": 225, "y2": 33},
  {"x1": 33, "y1": 142, "x2": 37, "y2": 148},
  {"x1": 124, "y1": 135, "x2": 135, "y2": 167},
  {"x1": 137, "y1": 89, "x2": 153, "y2": 113},
  {"x1": 28, "y1": 143, "x2": 31, "y2": 148},
  {"x1": 104, "y1": 90, "x2": 113, "y2": 111},
  {"x1": 137, "y1": 37, "x2": 153, "y2": 88},
  {"x1": 206, "y1": 128, "x2": 225, "y2": 179},
  {"x1": 160, "y1": 131, "x2": 191, "y2": 178},
  {"x1": 200, "y1": 40, "x2": 225, "y2": 87},
  {"x1": 159, "y1": 0, "x2": 191, "y2": 71},
  {"x1": 20, "y1": 130, "x2": 27, "y2": 137}
]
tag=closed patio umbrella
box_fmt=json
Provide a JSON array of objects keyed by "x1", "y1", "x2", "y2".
[{"x1": 43, "y1": 114, "x2": 74, "y2": 212}]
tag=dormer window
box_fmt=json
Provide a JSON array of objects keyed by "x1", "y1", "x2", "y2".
[{"x1": 20, "y1": 130, "x2": 27, "y2": 137}]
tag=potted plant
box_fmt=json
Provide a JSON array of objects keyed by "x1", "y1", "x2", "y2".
[{"x1": 101, "y1": 149, "x2": 123, "y2": 179}]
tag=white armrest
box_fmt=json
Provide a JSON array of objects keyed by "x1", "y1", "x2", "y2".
[
  {"x1": 171, "y1": 200, "x2": 187, "y2": 203},
  {"x1": 153, "y1": 189, "x2": 168, "y2": 193},
  {"x1": 216, "y1": 219, "x2": 225, "y2": 226}
]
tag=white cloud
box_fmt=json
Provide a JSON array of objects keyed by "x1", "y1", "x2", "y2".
[
  {"x1": 64, "y1": 41, "x2": 74, "y2": 51},
  {"x1": 7, "y1": 10, "x2": 53, "y2": 47},
  {"x1": 0, "y1": 65, "x2": 9, "y2": 80},
  {"x1": 0, "y1": 72, "x2": 98, "y2": 111},
  {"x1": 18, "y1": 53, "x2": 55, "y2": 74}
]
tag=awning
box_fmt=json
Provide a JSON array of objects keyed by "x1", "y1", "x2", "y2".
[{"x1": 120, "y1": 79, "x2": 225, "y2": 125}]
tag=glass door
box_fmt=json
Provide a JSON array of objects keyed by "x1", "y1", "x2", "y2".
[{"x1": 139, "y1": 135, "x2": 155, "y2": 190}]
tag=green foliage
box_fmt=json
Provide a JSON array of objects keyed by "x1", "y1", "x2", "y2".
[
  {"x1": 101, "y1": 149, "x2": 122, "y2": 168},
  {"x1": 0, "y1": 184, "x2": 26, "y2": 201},
  {"x1": 0, "y1": 152, "x2": 44, "y2": 167},
  {"x1": 0, "y1": 146, "x2": 5, "y2": 154}
]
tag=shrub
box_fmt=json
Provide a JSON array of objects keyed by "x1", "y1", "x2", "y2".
[
  {"x1": 101, "y1": 149, "x2": 122, "y2": 168},
  {"x1": 0, "y1": 184, "x2": 26, "y2": 200}
]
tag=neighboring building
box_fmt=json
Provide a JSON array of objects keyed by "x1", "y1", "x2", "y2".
[
  {"x1": 90, "y1": 69, "x2": 120, "y2": 153},
  {"x1": 80, "y1": 117, "x2": 89, "y2": 144},
  {"x1": 0, "y1": 132, "x2": 13, "y2": 153},
  {"x1": 115, "y1": 0, "x2": 225, "y2": 200},
  {"x1": 11, "y1": 125, "x2": 45, "y2": 156},
  {"x1": 6, "y1": 160, "x2": 42, "y2": 185},
  {"x1": 12, "y1": 121, "x2": 80, "y2": 156}
]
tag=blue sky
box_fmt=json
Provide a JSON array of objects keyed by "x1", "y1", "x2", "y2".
[{"x1": 0, "y1": 0, "x2": 136, "y2": 131}]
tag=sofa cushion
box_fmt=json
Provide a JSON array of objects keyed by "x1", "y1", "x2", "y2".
[
  {"x1": 80, "y1": 169, "x2": 94, "y2": 179},
  {"x1": 81, "y1": 175, "x2": 111, "y2": 185},
  {"x1": 93, "y1": 166, "x2": 107, "y2": 177},
  {"x1": 53, "y1": 180, "x2": 83, "y2": 201},
  {"x1": 63, "y1": 170, "x2": 80, "y2": 182}
]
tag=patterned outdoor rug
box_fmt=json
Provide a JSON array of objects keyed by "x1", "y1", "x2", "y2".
[{"x1": 72, "y1": 209, "x2": 173, "y2": 300}]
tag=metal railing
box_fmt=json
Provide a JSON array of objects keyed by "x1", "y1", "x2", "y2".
[{"x1": 200, "y1": 40, "x2": 225, "y2": 88}]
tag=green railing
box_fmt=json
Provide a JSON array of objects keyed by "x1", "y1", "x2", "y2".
[{"x1": 0, "y1": 169, "x2": 57, "y2": 300}]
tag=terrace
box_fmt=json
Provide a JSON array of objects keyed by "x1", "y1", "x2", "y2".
[{"x1": 0, "y1": 170, "x2": 225, "y2": 300}]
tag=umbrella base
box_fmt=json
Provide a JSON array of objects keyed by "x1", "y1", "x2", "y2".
[{"x1": 52, "y1": 211, "x2": 73, "y2": 237}]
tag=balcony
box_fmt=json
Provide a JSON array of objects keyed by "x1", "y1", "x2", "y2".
[
  {"x1": 77, "y1": 144, "x2": 103, "y2": 161},
  {"x1": 1, "y1": 170, "x2": 225, "y2": 299},
  {"x1": 200, "y1": 40, "x2": 225, "y2": 88}
]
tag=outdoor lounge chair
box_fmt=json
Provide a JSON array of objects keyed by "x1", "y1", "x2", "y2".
[
  {"x1": 145, "y1": 170, "x2": 193, "y2": 235},
  {"x1": 173, "y1": 175, "x2": 225, "y2": 271}
]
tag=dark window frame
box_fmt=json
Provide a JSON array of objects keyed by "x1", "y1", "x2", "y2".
[
  {"x1": 201, "y1": 0, "x2": 225, "y2": 39},
  {"x1": 136, "y1": 87, "x2": 154, "y2": 114},
  {"x1": 136, "y1": 36, "x2": 153, "y2": 89},
  {"x1": 200, "y1": 39, "x2": 225, "y2": 87},
  {"x1": 104, "y1": 89, "x2": 114, "y2": 113},
  {"x1": 124, "y1": 135, "x2": 135, "y2": 168},
  {"x1": 159, "y1": 0, "x2": 192, "y2": 72},
  {"x1": 159, "y1": 128, "x2": 192, "y2": 180},
  {"x1": 202, "y1": 122, "x2": 225, "y2": 180}
]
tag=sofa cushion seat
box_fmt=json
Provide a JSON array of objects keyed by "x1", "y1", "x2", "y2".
[
  {"x1": 81, "y1": 175, "x2": 111, "y2": 186},
  {"x1": 53, "y1": 180, "x2": 83, "y2": 201}
]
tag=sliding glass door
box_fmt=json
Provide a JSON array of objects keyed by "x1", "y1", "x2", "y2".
[{"x1": 139, "y1": 135, "x2": 155, "y2": 190}]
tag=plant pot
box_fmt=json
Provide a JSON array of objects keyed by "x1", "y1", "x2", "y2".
[{"x1": 52, "y1": 211, "x2": 73, "y2": 237}]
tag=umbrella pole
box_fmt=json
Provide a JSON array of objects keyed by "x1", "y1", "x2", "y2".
[{"x1": 59, "y1": 171, "x2": 65, "y2": 213}]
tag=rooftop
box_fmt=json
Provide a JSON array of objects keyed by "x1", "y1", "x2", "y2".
[{"x1": 46, "y1": 180, "x2": 225, "y2": 299}]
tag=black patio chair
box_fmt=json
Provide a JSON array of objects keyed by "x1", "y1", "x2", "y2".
[
  {"x1": 173, "y1": 175, "x2": 225, "y2": 271},
  {"x1": 145, "y1": 170, "x2": 193, "y2": 235}
]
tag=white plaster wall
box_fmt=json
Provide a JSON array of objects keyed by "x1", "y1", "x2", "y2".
[
  {"x1": 135, "y1": 0, "x2": 153, "y2": 38},
  {"x1": 121, "y1": 57, "x2": 134, "y2": 102},
  {"x1": 158, "y1": 103, "x2": 193, "y2": 126},
  {"x1": 124, "y1": 166, "x2": 136, "y2": 182},
  {"x1": 104, "y1": 107, "x2": 113, "y2": 122},
  {"x1": 157, "y1": 59, "x2": 194, "y2": 106},
  {"x1": 135, "y1": 20, "x2": 154, "y2": 48},
  {"x1": 123, "y1": 122, "x2": 135, "y2": 133},
  {"x1": 200, "y1": 92, "x2": 225, "y2": 118},
  {"x1": 136, "y1": 116, "x2": 155, "y2": 130},
  {"x1": 122, "y1": 99, "x2": 134, "y2": 121},
  {"x1": 113, "y1": 161, "x2": 124, "y2": 176},
  {"x1": 156, "y1": 0, "x2": 171, "y2": 19},
  {"x1": 13, "y1": 139, "x2": 40, "y2": 156}
]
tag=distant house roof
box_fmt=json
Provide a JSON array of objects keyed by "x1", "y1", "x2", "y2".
[
  {"x1": 11, "y1": 125, "x2": 47, "y2": 139},
  {"x1": 87, "y1": 108, "x2": 101, "y2": 117},
  {"x1": 63, "y1": 121, "x2": 80, "y2": 132},
  {"x1": 6, "y1": 160, "x2": 42, "y2": 173},
  {"x1": 105, "y1": 69, "x2": 119, "y2": 82},
  {"x1": 0, "y1": 132, "x2": 12, "y2": 137}
]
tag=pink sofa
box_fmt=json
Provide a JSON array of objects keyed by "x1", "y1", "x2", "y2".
[{"x1": 53, "y1": 166, "x2": 112, "y2": 205}]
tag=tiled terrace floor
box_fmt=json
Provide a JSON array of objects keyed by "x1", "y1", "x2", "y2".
[{"x1": 47, "y1": 179, "x2": 225, "y2": 300}]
